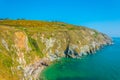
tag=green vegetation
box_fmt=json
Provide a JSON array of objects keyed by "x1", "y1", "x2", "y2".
[
  {"x1": 0, "y1": 20, "x2": 111, "y2": 80},
  {"x1": 28, "y1": 36, "x2": 43, "y2": 57},
  {"x1": 94, "y1": 31, "x2": 99, "y2": 38},
  {"x1": 68, "y1": 27, "x2": 75, "y2": 30},
  {"x1": 0, "y1": 53, "x2": 12, "y2": 68}
]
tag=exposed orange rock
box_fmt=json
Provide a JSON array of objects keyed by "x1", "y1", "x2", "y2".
[{"x1": 14, "y1": 32, "x2": 27, "y2": 50}]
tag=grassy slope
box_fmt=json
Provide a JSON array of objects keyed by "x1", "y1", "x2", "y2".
[{"x1": 0, "y1": 20, "x2": 103, "y2": 80}]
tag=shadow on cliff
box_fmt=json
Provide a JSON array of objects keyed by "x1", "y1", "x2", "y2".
[{"x1": 64, "y1": 45, "x2": 78, "y2": 58}]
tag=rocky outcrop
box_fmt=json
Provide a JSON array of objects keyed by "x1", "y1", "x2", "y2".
[{"x1": 0, "y1": 20, "x2": 112, "y2": 80}]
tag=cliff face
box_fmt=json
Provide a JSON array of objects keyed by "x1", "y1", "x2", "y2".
[{"x1": 0, "y1": 20, "x2": 112, "y2": 80}]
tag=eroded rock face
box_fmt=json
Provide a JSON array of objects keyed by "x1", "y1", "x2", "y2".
[
  {"x1": 0, "y1": 20, "x2": 112, "y2": 80},
  {"x1": 24, "y1": 58, "x2": 49, "y2": 80},
  {"x1": 1, "y1": 39, "x2": 9, "y2": 51},
  {"x1": 22, "y1": 31, "x2": 112, "y2": 80}
]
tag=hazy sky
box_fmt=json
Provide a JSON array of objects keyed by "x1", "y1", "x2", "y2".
[{"x1": 0, "y1": 0, "x2": 120, "y2": 37}]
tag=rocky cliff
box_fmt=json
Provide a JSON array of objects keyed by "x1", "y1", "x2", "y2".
[{"x1": 0, "y1": 20, "x2": 112, "y2": 80}]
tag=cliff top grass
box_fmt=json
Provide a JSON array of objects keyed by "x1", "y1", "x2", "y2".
[{"x1": 0, "y1": 20, "x2": 94, "y2": 31}]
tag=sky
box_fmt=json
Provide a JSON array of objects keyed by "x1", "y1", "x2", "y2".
[{"x1": 0, "y1": 0, "x2": 120, "y2": 37}]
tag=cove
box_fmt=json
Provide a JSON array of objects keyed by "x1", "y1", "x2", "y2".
[{"x1": 40, "y1": 38, "x2": 120, "y2": 80}]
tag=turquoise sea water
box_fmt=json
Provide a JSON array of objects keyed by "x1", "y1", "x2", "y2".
[{"x1": 40, "y1": 38, "x2": 120, "y2": 80}]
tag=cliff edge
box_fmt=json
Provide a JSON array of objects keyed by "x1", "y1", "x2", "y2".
[{"x1": 0, "y1": 20, "x2": 112, "y2": 80}]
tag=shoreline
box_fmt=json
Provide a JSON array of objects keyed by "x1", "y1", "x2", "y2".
[
  {"x1": 23, "y1": 57, "x2": 61, "y2": 80},
  {"x1": 34, "y1": 43, "x2": 113, "y2": 80}
]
